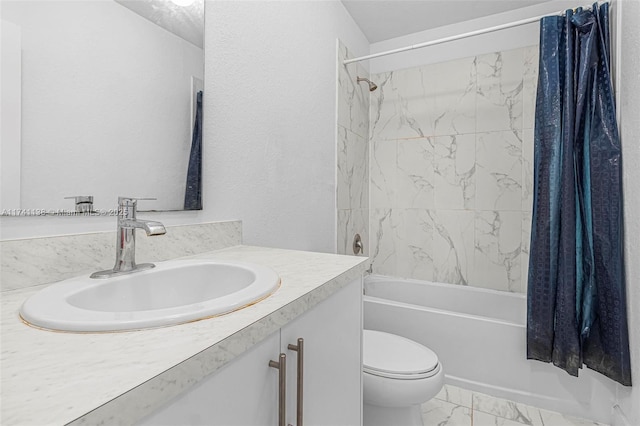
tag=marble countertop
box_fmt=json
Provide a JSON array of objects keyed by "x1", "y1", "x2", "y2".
[{"x1": 0, "y1": 245, "x2": 367, "y2": 425}]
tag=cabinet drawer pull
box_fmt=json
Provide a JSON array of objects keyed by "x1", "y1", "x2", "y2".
[
  {"x1": 269, "y1": 353, "x2": 287, "y2": 426},
  {"x1": 287, "y1": 338, "x2": 304, "y2": 426}
]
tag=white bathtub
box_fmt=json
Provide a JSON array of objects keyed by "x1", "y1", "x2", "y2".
[{"x1": 363, "y1": 275, "x2": 618, "y2": 424}]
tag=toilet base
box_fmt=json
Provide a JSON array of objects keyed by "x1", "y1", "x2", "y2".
[{"x1": 363, "y1": 402, "x2": 423, "y2": 426}]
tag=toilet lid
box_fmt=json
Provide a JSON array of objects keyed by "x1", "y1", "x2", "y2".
[{"x1": 363, "y1": 330, "x2": 439, "y2": 377}]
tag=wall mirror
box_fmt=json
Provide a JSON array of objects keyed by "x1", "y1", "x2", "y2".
[{"x1": 0, "y1": 0, "x2": 204, "y2": 215}]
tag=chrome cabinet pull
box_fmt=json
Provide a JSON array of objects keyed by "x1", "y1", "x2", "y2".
[
  {"x1": 287, "y1": 338, "x2": 304, "y2": 426},
  {"x1": 269, "y1": 353, "x2": 287, "y2": 426}
]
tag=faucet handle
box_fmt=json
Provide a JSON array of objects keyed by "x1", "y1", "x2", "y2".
[
  {"x1": 64, "y1": 195, "x2": 94, "y2": 213},
  {"x1": 117, "y1": 197, "x2": 157, "y2": 218}
]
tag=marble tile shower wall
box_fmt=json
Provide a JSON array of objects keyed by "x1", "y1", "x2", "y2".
[
  {"x1": 369, "y1": 46, "x2": 538, "y2": 293},
  {"x1": 336, "y1": 41, "x2": 370, "y2": 256}
]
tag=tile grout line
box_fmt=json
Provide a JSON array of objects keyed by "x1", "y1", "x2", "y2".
[{"x1": 470, "y1": 390, "x2": 475, "y2": 426}]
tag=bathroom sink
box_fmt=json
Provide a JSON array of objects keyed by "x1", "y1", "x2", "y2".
[{"x1": 20, "y1": 259, "x2": 280, "y2": 332}]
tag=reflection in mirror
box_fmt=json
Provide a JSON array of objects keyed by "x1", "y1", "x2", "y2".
[{"x1": 0, "y1": 0, "x2": 204, "y2": 215}]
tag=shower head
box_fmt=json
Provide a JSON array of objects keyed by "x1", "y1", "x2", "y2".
[{"x1": 357, "y1": 76, "x2": 377, "y2": 92}]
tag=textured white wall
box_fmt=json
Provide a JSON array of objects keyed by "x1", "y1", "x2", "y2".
[
  {"x1": 1, "y1": 1, "x2": 368, "y2": 245},
  {"x1": 203, "y1": 0, "x2": 368, "y2": 252},
  {"x1": 0, "y1": 19, "x2": 22, "y2": 211},
  {"x1": 617, "y1": 0, "x2": 640, "y2": 422}
]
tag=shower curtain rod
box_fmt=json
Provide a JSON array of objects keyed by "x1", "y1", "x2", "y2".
[{"x1": 343, "y1": 7, "x2": 587, "y2": 65}]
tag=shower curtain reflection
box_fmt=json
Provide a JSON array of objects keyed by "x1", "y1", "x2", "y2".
[{"x1": 184, "y1": 90, "x2": 203, "y2": 210}]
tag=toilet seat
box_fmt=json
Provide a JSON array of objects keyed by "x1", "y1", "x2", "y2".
[
  {"x1": 363, "y1": 330, "x2": 440, "y2": 380},
  {"x1": 364, "y1": 363, "x2": 441, "y2": 380}
]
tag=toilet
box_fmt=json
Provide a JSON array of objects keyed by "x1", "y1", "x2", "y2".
[{"x1": 363, "y1": 330, "x2": 444, "y2": 426}]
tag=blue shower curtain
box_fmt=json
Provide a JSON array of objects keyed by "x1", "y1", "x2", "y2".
[
  {"x1": 527, "y1": 2, "x2": 631, "y2": 386},
  {"x1": 184, "y1": 90, "x2": 203, "y2": 210}
]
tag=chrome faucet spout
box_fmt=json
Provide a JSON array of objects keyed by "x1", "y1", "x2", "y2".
[
  {"x1": 91, "y1": 197, "x2": 165, "y2": 279},
  {"x1": 120, "y1": 219, "x2": 166, "y2": 236}
]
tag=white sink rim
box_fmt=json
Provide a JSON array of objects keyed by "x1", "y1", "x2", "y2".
[{"x1": 19, "y1": 259, "x2": 281, "y2": 333}]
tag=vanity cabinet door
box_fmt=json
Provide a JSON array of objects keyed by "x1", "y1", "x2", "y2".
[
  {"x1": 138, "y1": 278, "x2": 363, "y2": 426},
  {"x1": 280, "y1": 278, "x2": 362, "y2": 426},
  {"x1": 138, "y1": 330, "x2": 280, "y2": 426}
]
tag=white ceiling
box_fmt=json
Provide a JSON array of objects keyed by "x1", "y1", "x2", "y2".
[
  {"x1": 341, "y1": 0, "x2": 554, "y2": 43},
  {"x1": 114, "y1": 0, "x2": 204, "y2": 48},
  {"x1": 114, "y1": 0, "x2": 553, "y2": 49}
]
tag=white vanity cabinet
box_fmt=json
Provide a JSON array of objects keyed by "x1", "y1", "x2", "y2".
[
  {"x1": 280, "y1": 277, "x2": 362, "y2": 426},
  {"x1": 139, "y1": 330, "x2": 280, "y2": 425},
  {"x1": 139, "y1": 278, "x2": 362, "y2": 426}
]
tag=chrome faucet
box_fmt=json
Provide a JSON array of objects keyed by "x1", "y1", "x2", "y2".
[{"x1": 91, "y1": 197, "x2": 166, "y2": 279}]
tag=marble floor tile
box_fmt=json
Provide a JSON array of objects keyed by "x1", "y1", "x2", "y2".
[
  {"x1": 418, "y1": 385, "x2": 607, "y2": 426},
  {"x1": 421, "y1": 398, "x2": 472, "y2": 426},
  {"x1": 536, "y1": 408, "x2": 607, "y2": 426},
  {"x1": 472, "y1": 392, "x2": 544, "y2": 426},
  {"x1": 435, "y1": 384, "x2": 473, "y2": 408},
  {"x1": 471, "y1": 391, "x2": 608, "y2": 426},
  {"x1": 474, "y1": 408, "x2": 609, "y2": 426},
  {"x1": 474, "y1": 411, "x2": 531, "y2": 426}
]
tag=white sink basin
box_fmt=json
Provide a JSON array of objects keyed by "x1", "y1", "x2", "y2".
[{"x1": 20, "y1": 259, "x2": 280, "y2": 332}]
